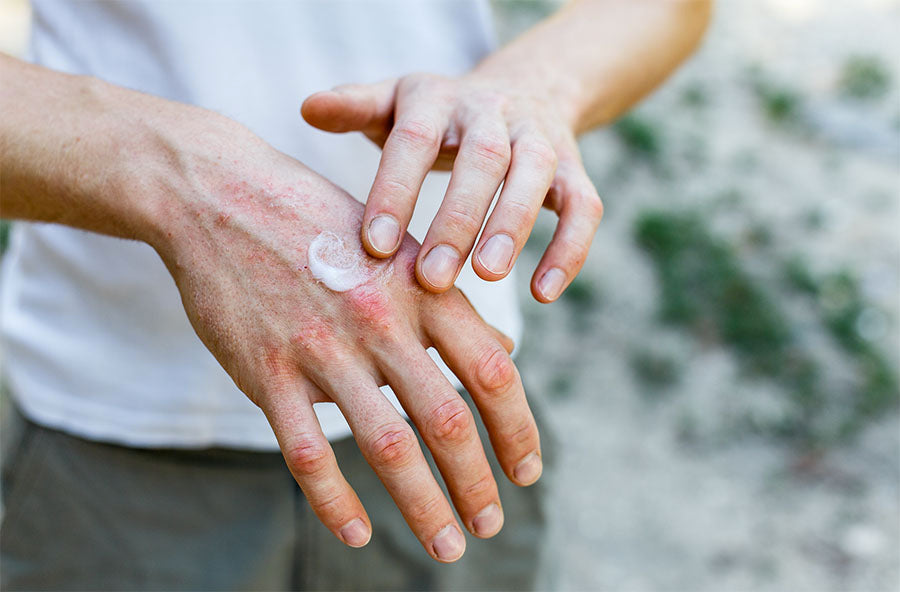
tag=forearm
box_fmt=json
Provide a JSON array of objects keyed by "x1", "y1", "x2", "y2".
[
  {"x1": 0, "y1": 54, "x2": 230, "y2": 250},
  {"x1": 473, "y1": 0, "x2": 713, "y2": 134}
]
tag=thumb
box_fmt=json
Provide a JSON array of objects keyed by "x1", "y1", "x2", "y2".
[{"x1": 301, "y1": 78, "x2": 397, "y2": 134}]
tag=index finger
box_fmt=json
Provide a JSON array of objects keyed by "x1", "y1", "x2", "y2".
[
  {"x1": 361, "y1": 108, "x2": 450, "y2": 258},
  {"x1": 422, "y1": 292, "x2": 542, "y2": 487}
]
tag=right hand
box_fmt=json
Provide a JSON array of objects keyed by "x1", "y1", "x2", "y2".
[{"x1": 149, "y1": 117, "x2": 543, "y2": 563}]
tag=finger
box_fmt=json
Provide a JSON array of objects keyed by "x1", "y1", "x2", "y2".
[
  {"x1": 314, "y1": 365, "x2": 467, "y2": 563},
  {"x1": 488, "y1": 323, "x2": 515, "y2": 354},
  {"x1": 260, "y1": 377, "x2": 372, "y2": 548},
  {"x1": 423, "y1": 292, "x2": 542, "y2": 487},
  {"x1": 416, "y1": 119, "x2": 511, "y2": 292},
  {"x1": 362, "y1": 106, "x2": 450, "y2": 258},
  {"x1": 472, "y1": 132, "x2": 557, "y2": 281},
  {"x1": 375, "y1": 343, "x2": 503, "y2": 539},
  {"x1": 531, "y1": 159, "x2": 604, "y2": 303},
  {"x1": 300, "y1": 79, "x2": 397, "y2": 134}
]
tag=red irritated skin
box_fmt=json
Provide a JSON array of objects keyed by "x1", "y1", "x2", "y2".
[{"x1": 0, "y1": 56, "x2": 532, "y2": 563}]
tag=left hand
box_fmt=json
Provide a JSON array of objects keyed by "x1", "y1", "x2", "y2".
[{"x1": 301, "y1": 73, "x2": 604, "y2": 303}]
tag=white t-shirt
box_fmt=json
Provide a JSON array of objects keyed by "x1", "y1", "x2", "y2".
[{"x1": 0, "y1": 0, "x2": 522, "y2": 449}]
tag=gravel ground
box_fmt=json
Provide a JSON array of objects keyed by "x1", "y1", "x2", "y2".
[{"x1": 494, "y1": 1, "x2": 900, "y2": 590}]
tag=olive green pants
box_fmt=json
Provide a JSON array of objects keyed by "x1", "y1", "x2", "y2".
[{"x1": 1, "y1": 392, "x2": 555, "y2": 591}]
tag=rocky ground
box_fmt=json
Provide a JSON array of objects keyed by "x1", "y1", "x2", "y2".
[{"x1": 493, "y1": 1, "x2": 900, "y2": 590}]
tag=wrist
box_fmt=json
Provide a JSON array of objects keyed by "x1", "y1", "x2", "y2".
[
  {"x1": 0, "y1": 68, "x2": 217, "y2": 253},
  {"x1": 90, "y1": 78, "x2": 185, "y2": 250},
  {"x1": 112, "y1": 90, "x2": 262, "y2": 260}
]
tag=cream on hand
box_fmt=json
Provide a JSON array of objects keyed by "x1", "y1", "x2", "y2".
[{"x1": 307, "y1": 231, "x2": 372, "y2": 292}]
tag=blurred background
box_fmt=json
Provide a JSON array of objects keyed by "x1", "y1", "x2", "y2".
[
  {"x1": 2, "y1": 0, "x2": 898, "y2": 590},
  {"x1": 497, "y1": 1, "x2": 900, "y2": 590}
]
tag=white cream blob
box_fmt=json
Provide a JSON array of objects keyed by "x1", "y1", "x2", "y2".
[{"x1": 307, "y1": 231, "x2": 370, "y2": 292}]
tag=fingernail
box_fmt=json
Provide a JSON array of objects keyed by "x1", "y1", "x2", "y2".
[
  {"x1": 367, "y1": 215, "x2": 400, "y2": 255},
  {"x1": 472, "y1": 503, "x2": 504, "y2": 537},
  {"x1": 537, "y1": 268, "x2": 567, "y2": 301},
  {"x1": 477, "y1": 234, "x2": 515, "y2": 275},
  {"x1": 431, "y1": 524, "x2": 466, "y2": 562},
  {"x1": 421, "y1": 245, "x2": 460, "y2": 289},
  {"x1": 340, "y1": 518, "x2": 371, "y2": 548},
  {"x1": 514, "y1": 452, "x2": 543, "y2": 485}
]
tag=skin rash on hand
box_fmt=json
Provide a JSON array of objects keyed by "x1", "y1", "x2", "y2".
[{"x1": 307, "y1": 231, "x2": 393, "y2": 292}]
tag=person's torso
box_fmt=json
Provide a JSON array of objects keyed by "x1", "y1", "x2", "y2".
[{"x1": 1, "y1": 0, "x2": 522, "y2": 449}]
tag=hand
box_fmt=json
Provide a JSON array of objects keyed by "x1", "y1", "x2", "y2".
[
  {"x1": 0, "y1": 58, "x2": 541, "y2": 563},
  {"x1": 151, "y1": 120, "x2": 542, "y2": 562},
  {"x1": 301, "y1": 72, "x2": 604, "y2": 302}
]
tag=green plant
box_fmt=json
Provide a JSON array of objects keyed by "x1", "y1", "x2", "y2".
[
  {"x1": 634, "y1": 210, "x2": 828, "y2": 445},
  {"x1": 612, "y1": 113, "x2": 662, "y2": 161},
  {"x1": 635, "y1": 211, "x2": 795, "y2": 372},
  {"x1": 801, "y1": 208, "x2": 825, "y2": 231},
  {"x1": 783, "y1": 259, "x2": 899, "y2": 428},
  {"x1": 548, "y1": 371, "x2": 575, "y2": 401},
  {"x1": 681, "y1": 81, "x2": 710, "y2": 109},
  {"x1": 561, "y1": 275, "x2": 599, "y2": 311},
  {"x1": 838, "y1": 55, "x2": 891, "y2": 101},
  {"x1": 0, "y1": 220, "x2": 11, "y2": 255},
  {"x1": 631, "y1": 347, "x2": 681, "y2": 391},
  {"x1": 760, "y1": 87, "x2": 801, "y2": 123},
  {"x1": 746, "y1": 66, "x2": 806, "y2": 128}
]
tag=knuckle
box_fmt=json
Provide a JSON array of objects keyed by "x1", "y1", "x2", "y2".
[
  {"x1": 474, "y1": 90, "x2": 510, "y2": 113},
  {"x1": 307, "y1": 488, "x2": 345, "y2": 518},
  {"x1": 284, "y1": 436, "x2": 333, "y2": 476},
  {"x1": 259, "y1": 346, "x2": 295, "y2": 386},
  {"x1": 254, "y1": 348, "x2": 306, "y2": 407},
  {"x1": 491, "y1": 93, "x2": 511, "y2": 112},
  {"x1": 557, "y1": 236, "x2": 591, "y2": 269},
  {"x1": 499, "y1": 199, "x2": 535, "y2": 228},
  {"x1": 505, "y1": 419, "x2": 537, "y2": 448},
  {"x1": 377, "y1": 176, "x2": 416, "y2": 200},
  {"x1": 288, "y1": 324, "x2": 343, "y2": 367},
  {"x1": 571, "y1": 190, "x2": 604, "y2": 222},
  {"x1": 473, "y1": 346, "x2": 518, "y2": 397},
  {"x1": 426, "y1": 398, "x2": 475, "y2": 446},
  {"x1": 347, "y1": 285, "x2": 393, "y2": 321},
  {"x1": 345, "y1": 286, "x2": 406, "y2": 345},
  {"x1": 393, "y1": 119, "x2": 442, "y2": 149},
  {"x1": 462, "y1": 472, "x2": 497, "y2": 500},
  {"x1": 468, "y1": 134, "x2": 511, "y2": 172},
  {"x1": 584, "y1": 193, "x2": 605, "y2": 222},
  {"x1": 517, "y1": 138, "x2": 558, "y2": 170},
  {"x1": 366, "y1": 424, "x2": 419, "y2": 468},
  {"x1": 347, "y1": 286, "x2": 408, "y2": 349},
  {"x1": 406, "y1": 494, "x2": 445, "y2": 525},
  {"x1": 289, "y1": 321, "x2": 338, "y2": 350},
  {"x1": 442, "y1": 202, "x2": 485, "y2": 236}
]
